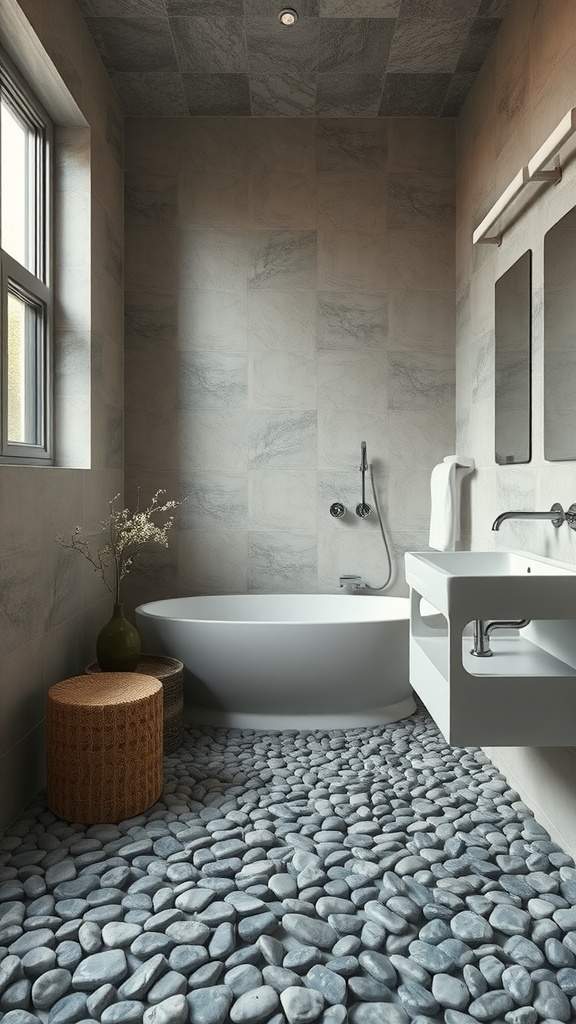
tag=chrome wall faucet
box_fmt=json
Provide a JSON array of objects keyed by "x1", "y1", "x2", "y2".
[{"x1": 492, "y1": 503, "x2": 576, "y2": 531}]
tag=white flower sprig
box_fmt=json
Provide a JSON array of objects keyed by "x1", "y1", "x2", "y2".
[{"x1": 57, "y1": 490, "x2": 180, "y2": 604}]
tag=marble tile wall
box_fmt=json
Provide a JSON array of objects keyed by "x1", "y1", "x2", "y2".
[
  {"x1": 124, "y1": 116, "x2": 455, "y2": 606},
  {"x1": 0, "y1": 0, "x2": 124, "y2": 829},
  {"x1": 456, "y1": 0, "x2": 576, "y2": 857}
]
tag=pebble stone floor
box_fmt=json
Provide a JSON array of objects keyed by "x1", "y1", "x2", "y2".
[{"x1": 2, "y1": 710, "x2": 576, "y2": 1024}]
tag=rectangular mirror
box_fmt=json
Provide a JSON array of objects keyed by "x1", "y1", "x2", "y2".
[
  {"x1": 544, "y1": 208, "x2": 576, "y2": 460},
  {"x1": 494, "y1": 250, "x2": 532, "y2": 465}
]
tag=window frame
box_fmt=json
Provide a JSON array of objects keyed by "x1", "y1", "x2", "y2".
[{"x1": 0, "y1": 49, "x2": 53, "y2": 464}]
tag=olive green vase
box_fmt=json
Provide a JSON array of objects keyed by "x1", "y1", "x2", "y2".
[{"x1": 96, "y1": 603, "x2": 141, "y2": 672}]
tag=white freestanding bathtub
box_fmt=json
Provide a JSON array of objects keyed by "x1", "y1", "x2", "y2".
[{"x1": 136, "y1": 595, "x2": 416, "y2": 730}]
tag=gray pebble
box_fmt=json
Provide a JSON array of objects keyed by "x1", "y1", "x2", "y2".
[
  {"x1": 174, "y1": 890, "x2": 213, "y2": 914},
  {"x1": 503, "y1": 936, "x2": 545, "y2": 969},
  {"x1": 553, "y1": 907, "x2": 576, "y2": 931},
  {"x1": 281, "y1": 985, "x2": 325, "y2": 1023},
  {"x1": 9, "y1": 929, "x2": 56, "y2": 956},
  {"x1": 169, "y1": 945, "x2": 208, "y2": 975},
  {"x1": 0, "y1": 977, "x2": 31, "y2": 1011},
  {"x1": 399, "y1": 980, "x2": 440, "y2": 1016},
  {"x1": 165, "y1": 922, "x2": 210, "y2": 945},
  {"x1": 283, "y1": 915, "x2": 337, "y2": 950},
  {"x1": 143, "y1": 994, "x2": 188, "y2": 1024},
  {"x1": 197, "y1": 902, "x2": 236, "y2": 926},
  {"x1": 504, "y1": 1009, "x2": 537, "y2": 1024},
  {"x1": 358, "y1": 950, "x2": 397, "y2": 987},
  {"x1": 21, "y1": 947, "x2": 57, "y2": 980},
  {"x1": 364, "y1": 901, "x2": 407, "y2": 935},
  {"x1": 1, "y1": 1013, "x2": 42, "y2": 1024},
  {"x1": 209, "y1": 922, "x2": 235, "y2": 959},
  {"x1": 47, "y1": 991, "x2": 88, "y2": 1024},
  {"x1": 225, "y1": 893, "x2": 266, "y2": 916},
  {"x1": 101, "y1": 999, "x2": 145, "y2": 1024},
  {"x1": 532, "y1": 979, "x2": 571, "y2": 1021},
  {"x1": 263, "y1": 966, "x2": 302, "y2": 993},
  {"x1": 230, "y1": 985, "x2": 280, "y2": 1023},
  {"x1": 502, "y1": 964, "x2": 533, "y2": 1004},
  {"x1": 320, "y1": 1007, "x2": 347, "y2": 1024},
  {"x1": 257, "y1": 935, "x2": 284, "y2": 966},
  {"x1": 188, "y1": 963, "x2": 225, "y2": 989},
  {"x1": 348, "y1": 1003, "x2": 409, "y2": 1024},
  {"x1": 147, "y1": 971, "x2": 188, "y2": 1003},
  {"x1": 361, "y1": 921, "x2": 386, "y2": 950},
  {"x1": 101, "y1": 922, "x2": 142, "y2": 948},
  {"x1": 86, "y1": 984, "x2": 116, "y2": 1018},
  {"x1": 408, "y1": 940, "x2": 453, "y2": 974},
  {"x1": 31, "y1": 969, "x2": 72, "y2": 1010},
  {"x1": 348, "y1": 976, "x2": 393, "y2": 1001},
  {"x1": 469, "y1": 991, "x2": 513, "y2": 1021},
  {"x1": 557, "y1": 966, "x2": 576, "y2": 995},
  {"x1": 450, "y1": 911, "x2": 493, "y2": 945},
  {"x1": 118, "y1": 954, "x2": 168, "y2": 1000},
  {"x1": 305, "y1": 964, "x2": 346, "y2": 1005},
  {"x1": 237, "y1": 912, "x2": 277, "y2": 943},
  {"x1": 545, "y1": 936, "x2": 575, "y2": 967},
  {"x1": 56, "y1": 942, "x2": 83, "y2": 971},
  {"x1": 432, "y1": 973, "x2": 470, "y2": 1010},
  {"x1": 488, "y1": 905, "x2": 530, "y2": 936},
  {"x1": 224, "y1": 965, "x2": 263, "y2": 997},
  {"x1": 478, "y1": 956, "x2": 505, "y2": 987}
]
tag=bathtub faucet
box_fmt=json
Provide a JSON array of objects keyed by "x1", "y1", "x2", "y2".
[{"x1": 339, "y1": 575, "x2": 366, "y2": 593}]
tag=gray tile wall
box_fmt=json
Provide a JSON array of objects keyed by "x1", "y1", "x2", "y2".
[
  {"x1": 0, "y1": 0, "x2": 124, "y2": 829},
  {"x1": 124, "y1": 116, "x2": 455, "y2": 605},
  {"x1": 456, "y1": 0, "x2": 576, "y2": 857}
]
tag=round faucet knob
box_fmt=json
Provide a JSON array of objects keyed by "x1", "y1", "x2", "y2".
[
  {"x1": 330, "y1": 502, "x2": 346, "y2": 519},
  {"x1": 356, "y1": 503, "x2": 372, "y2": 518}
]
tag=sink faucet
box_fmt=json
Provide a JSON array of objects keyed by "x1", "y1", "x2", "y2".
[
  {"x1": 471, "y1": 618, "x2": 530, "y2": 657},
  {"x1": 492, "y1": 503, "x2": 576, "y2": 531}
]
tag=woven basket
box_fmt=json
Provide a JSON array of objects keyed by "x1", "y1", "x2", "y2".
[
  {"x1": 86, "y1": 656, "x2": 184, "y2": 755},
  {"x1": 47, "y1": 673, "x2": 163, "y2": 824}
]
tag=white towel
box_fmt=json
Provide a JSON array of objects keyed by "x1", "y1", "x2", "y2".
[{"x1": 428, "y1": 455, "x2": 475, "y2": 551}]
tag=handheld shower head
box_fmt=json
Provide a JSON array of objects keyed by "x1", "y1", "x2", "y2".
[{"x1": 357, "y1": 441, "x2": 372, "y2": 517}]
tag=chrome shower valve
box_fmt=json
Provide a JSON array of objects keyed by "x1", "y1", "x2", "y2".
[
  {"x1": 356, "y1": 502, "x2": 372, "y2": 518},
  {"x1": 330, "y1": 502, "x2": 346, "y2": 518}
]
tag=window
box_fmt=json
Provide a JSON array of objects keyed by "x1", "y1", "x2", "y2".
[{"x1": 0, "y1": 54, "x2": 52, "y2": 461}]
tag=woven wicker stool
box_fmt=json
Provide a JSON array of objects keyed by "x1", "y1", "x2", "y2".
[
  {"x1": 47, "y1": 673, "x2": 163, "y2": 824},
  {"x1": 86, "y1": 656, "x2": 184, "y2": 755}
]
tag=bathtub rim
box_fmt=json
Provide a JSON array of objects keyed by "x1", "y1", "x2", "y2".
[{"x1": 136, "y1": 593, "x2": 412, "y2": 627}]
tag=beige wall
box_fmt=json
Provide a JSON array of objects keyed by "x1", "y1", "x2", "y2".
[
  {"x1": 124, "y1": 117, "x2": 455, "y2": 607},
  {"x1": 0, "y1": 0, "x2": 124, "y2": 828},
  {"x1": 457, "y1": 0, "x2": 576, "y2": 857}
]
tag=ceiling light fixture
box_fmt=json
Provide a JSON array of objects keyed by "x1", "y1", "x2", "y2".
[{"x1": 278, "y1": 8, "x2": 298, "y2": 25}]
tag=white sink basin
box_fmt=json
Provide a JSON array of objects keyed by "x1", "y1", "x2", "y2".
[
  {"x1": 404, "y1": 549, "x2": 576, "y2": 746},
  {"x1": 405, "y1": 549, "x2": 576, "y2": 620}
]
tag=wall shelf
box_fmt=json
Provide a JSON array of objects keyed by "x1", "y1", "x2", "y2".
[{"x1": 473, "y1": 107, "x2": 576, "y2": 245}]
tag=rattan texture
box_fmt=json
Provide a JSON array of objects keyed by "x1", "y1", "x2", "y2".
[
  {"x1": 47, "y1": 673, "x2": 163, "y2": 825},
  {"x1": 86, "y1": 656, "x2": 184, "y2": 755}
]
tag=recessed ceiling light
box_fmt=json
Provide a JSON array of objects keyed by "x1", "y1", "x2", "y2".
[{"x1": 278, "y1": 8, "x2": 298, "y2": 25}]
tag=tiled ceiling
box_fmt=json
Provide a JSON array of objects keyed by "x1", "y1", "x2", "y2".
[{"x1": 77, "y1": 0, "x2": 510, "y2": 118}]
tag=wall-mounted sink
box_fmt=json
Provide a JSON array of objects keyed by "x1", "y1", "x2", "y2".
[
  {"x1": 404, "y1": 549, "x2": 576, "y2": 747},
  {"x1": 405, "y1": 549, "x2": 576, "y2": 621}
]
